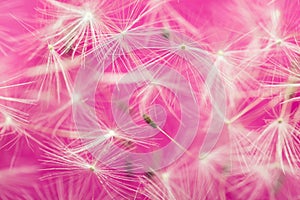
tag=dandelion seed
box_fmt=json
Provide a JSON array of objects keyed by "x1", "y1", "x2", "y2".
[
  {"x1": 48, "y1": 44, "x2": 54, "y2": 51},
  {"x1": 4, "y1": 115, "x2": 13, "y2": 126},
  {"x1": 180, "y1": 44, "x2": 186, "y2": 50},
  {"x1": 88, "y1": 165, "x2": 95, "y2": 172},
  {"x1": 275, "y1": 38, "x2": 283, "y2": 46},
  {"x1": 217, "y1": 50, "x2": 225, "y2": 58},
  {"x1": 162, "y1": 28, "x2": 170, "y2": 39},
  {"x1": 145, "y1": 171, "x2": 155, "y2": 179},
  {"x1": 40, "y1": 139, "x2": 139, "y2": 198},
  {"x1": 37, "y1": 0, "x2": 113, "y2": 60},
  {"x1": 143, "y1": 114, "x2": 157, "y2": 128},
  {"x1": 142, "y1": 113, "x2": 193, "y2": 157}
]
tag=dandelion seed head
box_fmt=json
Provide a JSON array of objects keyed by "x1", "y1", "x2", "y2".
[
  {"x1": 71, "y1": 93, "x2": 81, "y2": 104},
  {"x1": 199, "y1": 152, "x2": 208, "y2": 161},
  {"x1": 115, "y1": 30, "x2": 127, "y2": 42},
  {"x1": 82, "y1": 11, "x2": 94, "y2": 22},
  {"x1": 162, "y1": 28, "x2": 170, "y2": 39},
  {"x1": 161, "y1": 172, "x2": 170, "y2": 182},
  {"x1": 105, "y1": 129, "x2": 117, "y2": 139},
  {"x1": 275, "y1": 38, "x2": 283, "y2": 46},
  {"x1": 180, "y1": 44, "x2": 186, "y2": 50},
  {"x1": 217, "y1": 50, "x2": 225, "y2": 58},
  {"x1": 224, "y1": 119, "x2": 231, "y2": 125},
  {"x1": 4, "y1": 115, "x2": 13, "y2": 126},
  {"x1": 88, "y1": 165, "x2": 96, "y2": 172},
  {"x1": 48, "y1": 44, "x2": 54, "y2": 52},
  {"x1": 120, "y1": 30, "x2": 127, "y2": 36}
]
